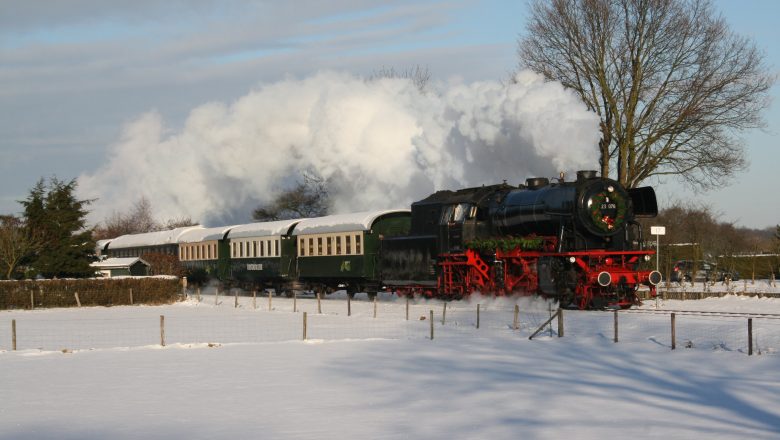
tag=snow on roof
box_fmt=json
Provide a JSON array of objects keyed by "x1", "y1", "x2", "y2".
[
  {"x1": 107, "y1": 226, "x2": 204, "y2": 249},
  {"x1": 178, "y1": 225, "x2": 237, "y2": 243},
  {"x1": 228, "y1": 219, "x2": 305, "y2": 239},
  {"x1": 90, "y1": 257, "x2": 150, "y2": 269},
  {"x1": 292, "y1": 210, "x2": 410, "y2": 235}
]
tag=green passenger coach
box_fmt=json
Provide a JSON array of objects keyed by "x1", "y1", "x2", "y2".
[
  {"x1": 178, "y1": 225, "x2": 235, "y2": 280},
  {"x1": 292, "y1": 210, "x2": 411, "y2": 298},
  {"x1": 226, "y1": 219, "x2": 304, "y2": 291}
]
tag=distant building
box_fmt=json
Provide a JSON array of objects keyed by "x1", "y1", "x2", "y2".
[{"x1": 90, "y1": 257, "x2": 151, "y2": 277}]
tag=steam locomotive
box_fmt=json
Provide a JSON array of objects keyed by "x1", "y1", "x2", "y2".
[
  {"x1": 380, "y1": 170, "x2": 661, "y2": 308},
  {"x1": 99, "y1": 170, "x2": 661, "y2": 309}
]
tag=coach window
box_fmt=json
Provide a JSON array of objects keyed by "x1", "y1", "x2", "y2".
[
  {"x1": 336, "y1": 236, "x2": 342, "y2": 255},
  {"x1": 355, "y1": 235, "x2": 361, "y2": 254},
  {"x1": 275, "y1": 240, "x2": 279, "y2": 256},
  {"x1": 309, "y1": 238, "x2": 314, "y2": 256},
  {"x1": 326, "y1": 237, "x2": 332, "y2": 255},
  {"x1": 300, "y1": 239, "x2": 305, "y2": 256},
  {"x1": 267, "y1": 240, "x2": 272, "y2": 257},
  {"x1": 346, "y1": 236, "x2": 351, "y2": 254},
  {"x1": 317, "y1": 237, "x2": 323, "y2": 256}
]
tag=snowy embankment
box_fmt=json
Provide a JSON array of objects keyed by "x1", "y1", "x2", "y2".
[{"x1": 2, "y1": 294, "x2": 780, "y2": 439}]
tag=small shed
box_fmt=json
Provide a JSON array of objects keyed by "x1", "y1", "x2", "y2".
[{"x1": 91, "y1": 257, "x2": 151, "y2": 277}]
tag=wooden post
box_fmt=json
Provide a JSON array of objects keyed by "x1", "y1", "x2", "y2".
[
  {"x1": 406, "y1": 296, "x2": 409, "y2": 321},
  {"x1": 268, "y1": 291, "x2": 272, "y2": 311},
  {"x1": 160, "y1": 315, "x2": 165, "y2": 347},
  {"x1": 430, "y1": 310, "x2": 434, "y2": 340},
  {"x1": 442, "y1": 303, "x2": 447, "y2": 325},
  {"x1": 303, "y1": 312, "x2": 308, "y2": 340},
  {"x1": 373, "y1": 295, "x2": 377, "y2": 318},
  {"x1": 130, "y1": 288, "x2": 135, "y2": 305},
  {"x1": 317, "y1": 292, "x2": 322, "y2": 314},
  {"x1": 557, "y1": 308, "x2": 564, "y2": 337},
  {"x1": 234, "y1": 291, "x2": 239, "y2": 308},
  {"x1": 513, "y1": 304, "x2": 519, "y2": 330},
  {"x1": 476, "y1": 304, "x2": 480, "y2": 329},
  {"x1": 215, "y1": 287, "x2": 219, "y2": 305},
  {"x1": 74, "y1": 292, "x2": 81, "y2": 307},
  {"x1": 293, "y1": 292, "x2": 297, "y2": 313},
  {"x1": 11, "y1": 319, "x2": 16, "y2": 351},
  {"x1": 748, "y1": 318, "x2": 753, "y2": 356},
  {"x1": 182, "y1": 277, "x2": 187, "y2": 296},
  {"x1": 252, "y1": 291, "x2": 257, "y2": 310},
  {"x1": 30, "y1": 290, "x2": 34, "y2": 310},
  {"x1": 671, "y1": 313, "x2": 676, "y2": 350},
  {"x1": 347, "y1": 295, "x2": 351, "y2": 316},
  {"x1": 614, "y1": 310, "x2": 619, "y2": 343}
]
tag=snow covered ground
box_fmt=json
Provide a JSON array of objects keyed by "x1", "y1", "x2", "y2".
[{"x1": 2, "y1": 293, "x2": 780, "y2": 439}]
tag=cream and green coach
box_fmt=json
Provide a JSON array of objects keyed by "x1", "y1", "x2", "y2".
[
  {"x1": 226, "y1": 219, "x2": 304, "y2": 291},
  {"x1": 292, "y1": 210, "x2": 411, "y2": 298}
]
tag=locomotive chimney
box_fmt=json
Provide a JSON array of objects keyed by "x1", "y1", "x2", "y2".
[{"x1": 576, "y1": 170, "x2": 598, "y2": 181}]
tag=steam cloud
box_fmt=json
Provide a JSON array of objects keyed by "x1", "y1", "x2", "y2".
[{"x1": 78, "y1": 70, "x2": 600, "y2": 226}]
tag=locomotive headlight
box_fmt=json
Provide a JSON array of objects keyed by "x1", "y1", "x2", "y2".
[
  {"x1": 607, "y1": 185, "x2": 614, "y2": 193},
  {"x1": 569, "y1": 256, "x2": 576, "y2": 263},
  {"x1": 644, "y1": 255, "x2": 651, "y2": 261}
]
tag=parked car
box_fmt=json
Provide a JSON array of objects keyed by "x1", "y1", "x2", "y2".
[{"x1": 670, "y1": 260, "x2": 739, "y2": 283}]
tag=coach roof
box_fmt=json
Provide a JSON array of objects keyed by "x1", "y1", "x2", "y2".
[
  {"x1": 227, "y1": 219, "x2": 304, "y2": 239},
  {"x1": 292, "y1": 210, "x2": 410, "y2": 235},
  {"x1": 107, "y1": 226, "x2": 203, "y2": 249}
]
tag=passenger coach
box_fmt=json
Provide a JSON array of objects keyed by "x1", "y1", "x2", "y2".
[{"x1": 293, "y1": 210, "x2": 411, "y2": 298}]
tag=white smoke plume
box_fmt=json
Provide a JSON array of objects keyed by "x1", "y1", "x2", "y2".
[{"x1": 78, "y1": 70, "x2": 600, "y2": 226}]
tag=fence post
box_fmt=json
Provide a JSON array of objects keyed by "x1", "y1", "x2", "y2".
[
  {"x1": 748, "y1": 318, "x2": 753, "y2": 356},
  {"x1": 614, "y1": 310, "x2": 619, "y2": 343},
  {"x1": 234, "y1": 291, "x2": 239, "y2": 308},
  {"x1": 476, "y1": 304, "x2": 480, "y2": 329},
  {"x1": 12, "y1": 319, "x2": 16, "y2": 351},
  {"x1": 130, "y1": 288, "x2": 135, "y2": 305},
  {"x1": 252, "y1": 291, "x2": 256, "y2": 310},
  {"x1": 557, "y1": 308, "x2": 564, "y2": 337},
  {"x1": 160, "y1": 315, "x2": 165, "y2": 347},
  {"x1": 406, "y1": 296, "x2": 409, "y2": 321},
  {"x1": 513, "y1": 304, "x2": 519, "y2": 330},
  {"x1": 430, "y1": 310, "x2": 434, "y2": 340},
  {"x1": 74, "y1": 292, "x2": 81, "y2": 308},
  {"x1": 671, "y1": 313, "x2": 676, "y2": 350},
  {"x1": 317, "y1": 292, "x2": 322, "y2": 314},
  {"x1": 293, "y1": 292, "x2": 297, "y2": 313},
  {"x1": 268, "y1": 291, "x2": 272, "y2": 311},
  {"x1": 30, "y1": 290, "x2": 34, "y2": 310},
  {"x1": 303, "y1": 312, "x2": 308, "y2": 340},
  {"x1": 348, "y1": 295, "x2": 351, "y2": 316},
  {"x1": 373, "y1": 295, "x2": 377, "y2": 318},
  {"x1": 442, "y1": 303, "x2": 447, "y2": 325},
  {"x1": 215, "y1": 287, "x2": 219, "y2": 305}
]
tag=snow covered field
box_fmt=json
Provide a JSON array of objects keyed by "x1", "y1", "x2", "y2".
[{"x1": 3, "y1": 293, "x2": 780, "y2": 439}]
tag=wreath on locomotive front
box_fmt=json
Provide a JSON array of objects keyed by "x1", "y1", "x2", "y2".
[{"x1": 578, "y1": 180, "x2": 630, "y2": 236}]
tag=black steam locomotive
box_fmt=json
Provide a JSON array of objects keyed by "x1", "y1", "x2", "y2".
[{"x1": 381, "y1": 170, "x2": 661, "y2": 308}]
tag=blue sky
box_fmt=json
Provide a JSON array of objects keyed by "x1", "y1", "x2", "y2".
[{"x1": 0, "y1": 0, "x2": 777, "y2": 228}]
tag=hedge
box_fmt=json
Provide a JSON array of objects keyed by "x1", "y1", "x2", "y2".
[{"x1": 0, "y1": 277, "x2": 183, "y2": 310}]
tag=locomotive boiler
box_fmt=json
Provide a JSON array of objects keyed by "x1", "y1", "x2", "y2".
[{"x1": 381, "y1": 170, "x2": 662, "y2": 308}]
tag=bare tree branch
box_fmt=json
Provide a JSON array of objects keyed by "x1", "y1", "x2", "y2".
[{"x1": 518, "y1": 0, "x2": 775, "y2": 189}]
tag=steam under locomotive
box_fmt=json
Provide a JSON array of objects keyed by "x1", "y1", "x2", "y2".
[{"x1": 380, "y1": 170, "x2": 661, "y2": 308}]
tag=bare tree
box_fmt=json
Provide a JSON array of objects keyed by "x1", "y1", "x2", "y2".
[
  {"x1": 368, "y1": 65, "x2": 431, "y2": 92},
  {"x1": 253, "y1": 172, "x2": 329, "y2": 221},
  {"x1": 0, "y1": 215, "x2": 42, "y2": 279},
  {"x1": 94, "y1": 196, "x2": 198, "y2": 239},
  {"x1": 518, "y1": 0, "x2": 774, "y2": 189}
]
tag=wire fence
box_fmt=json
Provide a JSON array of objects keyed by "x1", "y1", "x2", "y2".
[{"x1": 1, "y1": 294, "x2": 778, "y2": 356}]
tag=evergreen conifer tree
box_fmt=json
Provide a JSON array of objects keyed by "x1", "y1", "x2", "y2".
[{"x1": 20, "y1": 178, "x2": 95, "y2": 278}]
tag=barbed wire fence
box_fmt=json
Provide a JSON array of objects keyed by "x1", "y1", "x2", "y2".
[{"x1": 2, "y1": 293, "x2": 779, "y2": 356}]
